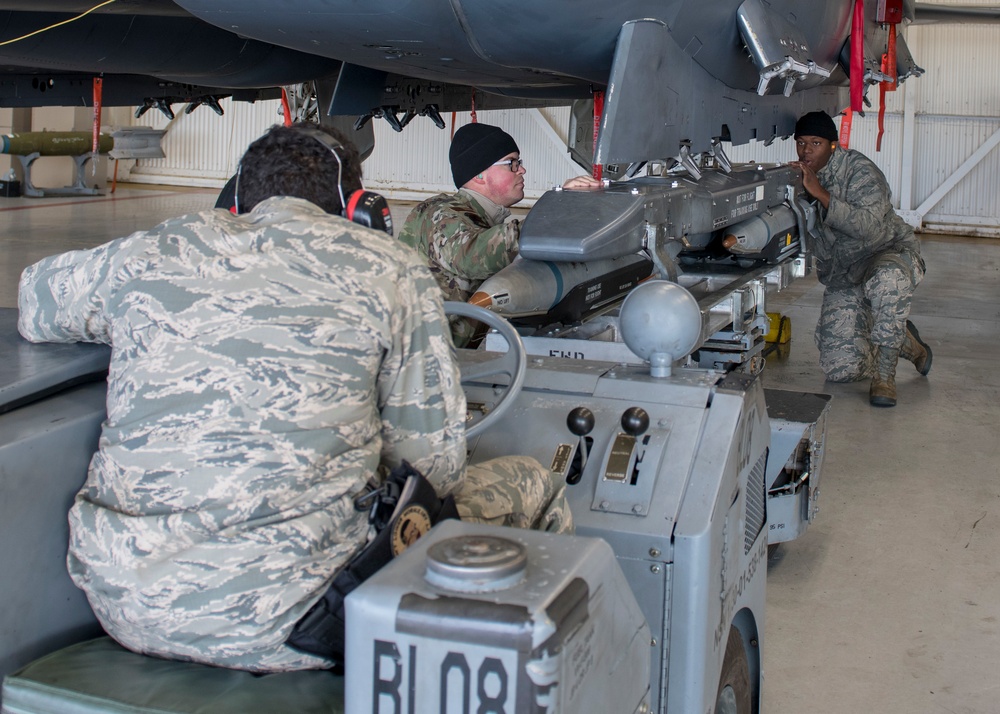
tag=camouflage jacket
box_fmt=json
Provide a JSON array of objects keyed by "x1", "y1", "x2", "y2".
[
  {"x1": 813, "y1": 147, "x2": 922, "y2": 288},
  {"x1": 397, "y1": 189, "x2": 520, "y2": 302},
  {"x1": 17, "y1": 196, "x2": 467, "y2": 672}
]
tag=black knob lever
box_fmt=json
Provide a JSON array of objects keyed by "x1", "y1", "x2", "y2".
[
  {"x1": 621, "y1": 407, "x2": 650, "y2": 436},
  {"x1": 567, "y1": 406, "x2": 595, "y2": 437},
  {"x1": 566, "y1": 407, "x2": 596, "y2": 476}
]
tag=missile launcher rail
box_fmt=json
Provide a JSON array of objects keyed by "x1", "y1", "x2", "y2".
[{"x1": 480, "y1": 163, "x2": 815, "y2": 373}]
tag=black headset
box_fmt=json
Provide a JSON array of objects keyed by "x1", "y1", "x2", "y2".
[{"x1": 231, "y1": 125, "x2": 393, "y2": 236}]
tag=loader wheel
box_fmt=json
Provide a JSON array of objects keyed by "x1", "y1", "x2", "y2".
[
  {"x1": 443, "y1": 301, "x2": 527, "y2": 440},
  {"x1": 715, "y1": 626, "x2": 752, "y2": 714}
]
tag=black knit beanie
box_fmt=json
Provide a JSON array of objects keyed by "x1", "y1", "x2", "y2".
[
  {"x1": 794, "y1": 111, "x2": 839, "y2": 142},
  {"x1": 449, "y1": 123, "x2": 520, "y2": 188}
]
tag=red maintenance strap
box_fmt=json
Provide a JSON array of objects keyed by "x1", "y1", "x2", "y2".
[
  {"x1": 840, "y1": 107, "x2": 854, "y2": 150},
  {"x1": 592, "y1": 90, "x2": 604, "y2": 181},
  {"x1": 280, "y1": 88, "x2": 293, "y2": 127},
  {"x1": 850, "y1": 0, "x2": 865, "y2": 113},
  {"x1": 92, "y1": 76, "x2": 103, "y2": 155}
]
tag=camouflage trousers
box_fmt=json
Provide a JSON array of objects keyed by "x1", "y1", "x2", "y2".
[
  {"x1": 815, "y1": 251, "x2": 924, "y2": 382},
  {"x1": 454, "y1": 455, "x2": 574, "y2": 534}
]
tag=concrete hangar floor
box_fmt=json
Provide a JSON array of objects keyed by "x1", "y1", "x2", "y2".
[{"x1": 2, "y1": 184, "x2": 998, "y2": 714}]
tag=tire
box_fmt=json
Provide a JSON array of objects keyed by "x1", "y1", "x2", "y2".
[{"x1": 715, "y1": 626, "x2": 752, "y2": 714}]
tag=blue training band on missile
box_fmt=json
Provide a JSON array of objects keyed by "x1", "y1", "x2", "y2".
[
  {"x1": 543, "y1": 261, "x2": 563, "y2": 307},
  {"x1": 0, "y1": 136, "x2": 9, "y2": 154}
]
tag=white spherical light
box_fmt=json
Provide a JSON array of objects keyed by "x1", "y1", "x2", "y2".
[{"x1": 619, "y1": 281, "x2": 702, "y2": 377}]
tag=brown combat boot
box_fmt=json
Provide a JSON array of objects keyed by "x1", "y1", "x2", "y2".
[
  {"x1": 869, "y1": 347, "x2": 899, "y2": 407},
  {"x1": 900, "y1": 320, "x2": 932, "y2": 376}
]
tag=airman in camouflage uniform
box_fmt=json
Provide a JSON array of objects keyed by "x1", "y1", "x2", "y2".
[
  {"x1": 398, "y1": 189, "x2": 520, "y2": 345},
  {"x1": 17, "y1": 124, "x2": 571, "y2": 673},
  {"x1": 792, "y1": 111, "x2": 932, "y2": 407},
  {"x1": 398, "y1": 188, "x2": 520, "y2": 305},
  {"x1": 398, "y1": 122, "x2": 599, "y2": 345}
]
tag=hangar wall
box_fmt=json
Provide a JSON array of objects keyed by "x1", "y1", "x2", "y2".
[
  {"x1": 116, "y1": 13, "x2": 999, "y2": 237},
  {"x1": 124, "y1": 104, "x2": 581, "y2": 202}
]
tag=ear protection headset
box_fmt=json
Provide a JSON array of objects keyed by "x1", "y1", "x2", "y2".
[{"x1": 232, "y1": 125, "x2": 393, "y2": 236}]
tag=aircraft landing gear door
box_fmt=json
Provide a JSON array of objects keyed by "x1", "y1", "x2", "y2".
[{"x1": 591, "y1": 407, "x2": 669, "y2": 516}]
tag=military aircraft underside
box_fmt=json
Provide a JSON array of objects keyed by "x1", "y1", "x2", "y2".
[
  {"x1": 173, "y1": 0, "x2": 896, "y2": 160},
  {"x1": 1, "y1": 0, "x2": 995, "y2": 164}
]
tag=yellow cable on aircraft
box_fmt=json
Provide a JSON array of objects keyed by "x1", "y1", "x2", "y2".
[{"x1": 0, "y1": 0, "x2": 118, "y2": 47}]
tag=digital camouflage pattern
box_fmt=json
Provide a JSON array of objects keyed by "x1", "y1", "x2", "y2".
[
  {"x1": 810, "y1": 148, "x2": 925, "y2": 381},
  {"x1": 458, "y1": 456, "x2": 572, "y2": 534},
  {"x1": 18, "y1": 196, "x2": 571, "y2": 672},
  {"x1": 397, "y1": 189, "x2": 520, "y2": 303},
  {"x1": 398, "y1": 189, "x2": 520, "y2": 346},
  {"x1": 815, "y1": 252, "x2": 924, "y2": 381}
]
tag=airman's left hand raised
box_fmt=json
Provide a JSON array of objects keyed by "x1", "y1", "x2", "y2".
[{"x1": 561, "y1": 175, "x2": 602, "y2": 190}]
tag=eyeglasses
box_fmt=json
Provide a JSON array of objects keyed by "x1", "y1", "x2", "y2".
[{"x1": 491, "y1": 158, "x2": 524, "y2": 172}]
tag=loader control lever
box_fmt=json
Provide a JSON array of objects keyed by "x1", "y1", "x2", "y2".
[
  {"x1": 566, "y1": 406, "x2": 595, "y2": 485},
  {"x1": 621, "y1": 407, "x2": 649, "y2": 436}
]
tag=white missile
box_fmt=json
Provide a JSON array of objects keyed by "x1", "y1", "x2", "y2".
[
  {"x1": 721, "y1": 205, "x2": 797, "y2": 255},
  {"x1": 470, "y1": 254, "x2": 654, "y2": 324}
]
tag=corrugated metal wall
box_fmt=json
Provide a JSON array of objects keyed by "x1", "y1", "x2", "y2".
[
  {"x1": 879, "y1": 16, "x2": 1000, "y2": 236},
  {"x1": 128, "y1": 100, "x2": 286, "y2": 187},
  {"x1": 123, "y1": 9, "x2": 1000, "y2": 235},
  {"x1": 127, "y1": 103, "x2": 581, "y2": 201},
  {"x1": 363, "y1": 108, "x2": 582, "y2": 201}
]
